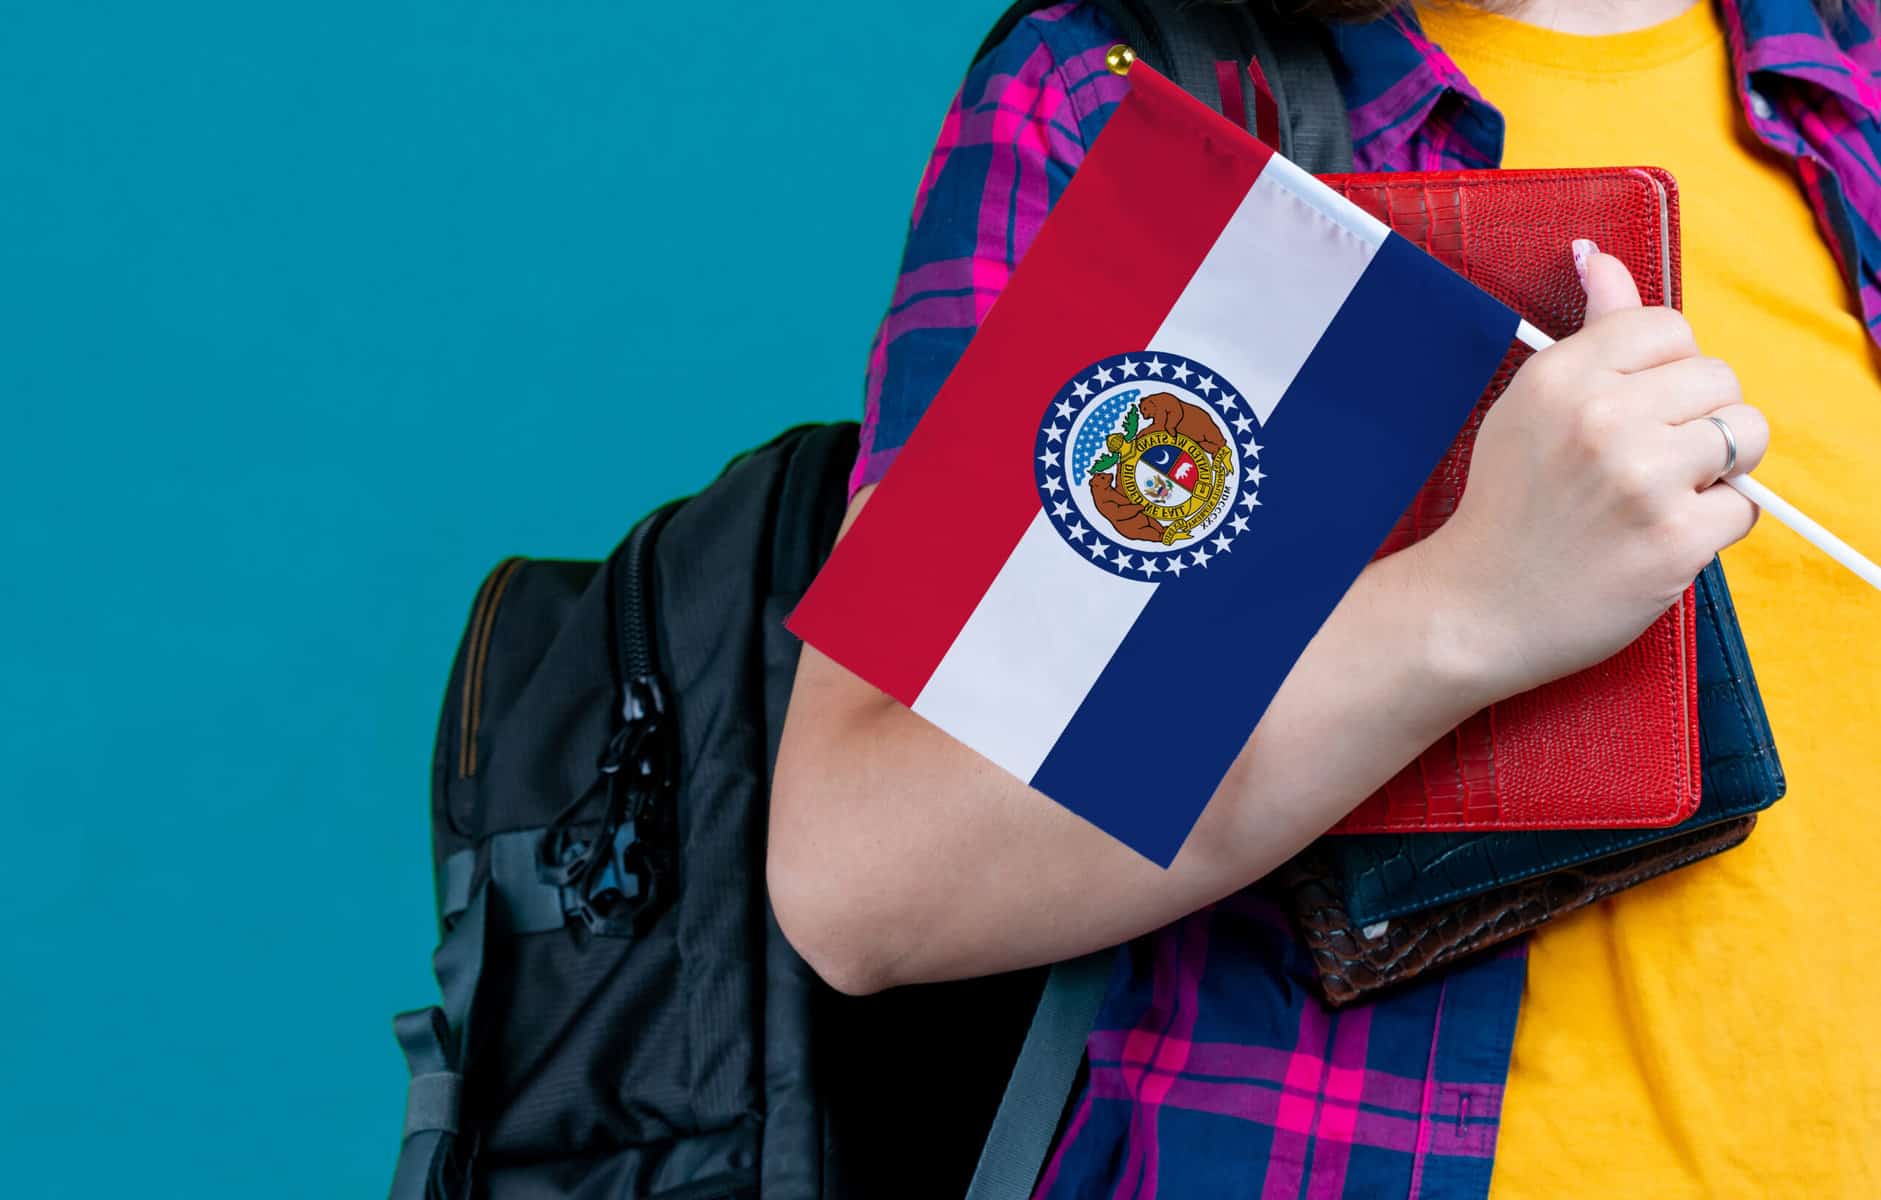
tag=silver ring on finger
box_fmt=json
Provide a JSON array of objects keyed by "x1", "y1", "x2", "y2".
[{"x1": 1704, "y1": 414, "x2": 1738, "y2": 481}]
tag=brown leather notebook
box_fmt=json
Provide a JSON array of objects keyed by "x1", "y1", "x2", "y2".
[{"x1": 1275, "y1": 815, "x2": 1754, "y2": 1008}]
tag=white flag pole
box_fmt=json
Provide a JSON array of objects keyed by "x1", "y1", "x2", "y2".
[
  {"x1": 1514, "y1": 321, "x2": 1881, "y2": 594},
  {"x1": 1724, "y1": 475, "x2": 1881, "y2": 591}
]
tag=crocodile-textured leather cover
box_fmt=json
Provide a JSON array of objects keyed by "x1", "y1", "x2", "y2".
[
  {"x1": 1333, "y1": 558, "x2": 1785, "y2": 926},
  {"x1": 1277, "y1": 815, "x2": 1756, "y2": 1008},
  {"x1": 1322, "y1": 168, "x2": 1703, "y2": 833}
]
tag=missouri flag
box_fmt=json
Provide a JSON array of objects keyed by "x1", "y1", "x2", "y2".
[{"x1": 788, "y1": 62, "x2": 1519, "y2": 865}]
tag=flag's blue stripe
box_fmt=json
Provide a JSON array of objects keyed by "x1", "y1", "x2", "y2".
[{"x1": 1027, "y1": 234, "x2": 1520, "y2": 866}]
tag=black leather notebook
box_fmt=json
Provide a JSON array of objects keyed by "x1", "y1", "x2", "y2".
[{"x1": 1328, "y1": 558, "x2": 1785, "y2": 928}]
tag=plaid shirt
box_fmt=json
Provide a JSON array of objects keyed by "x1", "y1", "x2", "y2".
[{"x1": 854, "y1": 1, "x2": 1881, "y2": 1194}]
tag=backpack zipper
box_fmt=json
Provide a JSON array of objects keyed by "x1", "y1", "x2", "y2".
[
  {"x1": 612, "y1": 504, "x2": 677, "y2": 685},
  {"x1": 532, "y1": 507, "x2": 681, "y2": 936},
  {"x1": 458, "y1": 556, "x2": 526, "y2": 778}
]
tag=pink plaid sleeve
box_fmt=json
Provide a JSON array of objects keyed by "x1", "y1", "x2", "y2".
[{"x1": 848, "y1": 3, "x2": 1126, "y2": 498}]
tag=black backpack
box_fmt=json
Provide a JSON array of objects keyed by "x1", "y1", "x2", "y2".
[{"x1": 388, "y1": 5, "x2": 1350, "y2": 1199}]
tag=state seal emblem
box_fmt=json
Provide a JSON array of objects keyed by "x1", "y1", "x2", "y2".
[{"x1": 1036, "y1": 352, "x2": 1265, "y2": 579}]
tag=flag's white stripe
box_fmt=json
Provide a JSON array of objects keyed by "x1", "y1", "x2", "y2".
[
  {"x1": 913, "y1": 511, "x2": 1157, "y2": 782},
  {"x1": 1261, "y1": 156, "x2": 1392, "y2": 248},
  {"x1": 1149, "y1": 158, "x2": 1385, "y2": 425}
]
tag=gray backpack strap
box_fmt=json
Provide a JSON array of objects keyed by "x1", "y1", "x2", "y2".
[
  {"x1": 963, "y1": 952, "x2": 1115, "y2": 1200},
  {"x1": 1245, "y1": 5, "x2": 1354, "y2": 173},
  {"x1": 974, "y1": 0, "x2": 1352, "y2": 172},
  {"x1": 388, "y1": 875, "x2": 505, "y2": 1200}
]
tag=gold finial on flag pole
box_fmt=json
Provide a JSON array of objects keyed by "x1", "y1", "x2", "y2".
[{"x1": 1106, "y1": 44, "x2": 1137, "y2": 76}]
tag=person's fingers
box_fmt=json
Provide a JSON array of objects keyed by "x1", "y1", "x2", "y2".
[
  {"x1": 1577, "y1": 240, "x2": 1642, "y2": 321},
  {"x1": 1565, "y1": 240, "x2": 1705, "y2": 373},
  {"x1": 1571, "y1": 306, "x2": 1701, "y2": 374},
  {"x1": 1686, "y1": 476, "x2": 1762, "y2": 556},
  {"x1": 1712, "y1": 403, "x2": 1770, "y2": 477},
  {"x1": 1667, "y1": 402, "x2": 1770, "y2": 488},
  {"x1": 1632, "y1": 355, "x2": 1744, "y2": 424}
]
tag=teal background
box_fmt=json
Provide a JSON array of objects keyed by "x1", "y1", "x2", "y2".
[{"x1": 0, "y1": 2, "x2": 998, "y2": 1193}]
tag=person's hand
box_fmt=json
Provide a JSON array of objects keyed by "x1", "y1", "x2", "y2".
[{"x1": 1419, "y1": 240, "x2": 1768, "y2": 698}]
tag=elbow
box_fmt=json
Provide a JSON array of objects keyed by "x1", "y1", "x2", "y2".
[
  {"x1": 766, "y1": 767, "x2": 903, "y2": 997},
  {"x1": 768, "y1": 674, "x2": 939, "y2": 996},
  {"x1": 767, "y1": 837, "x2": 898, "y2": 997}
]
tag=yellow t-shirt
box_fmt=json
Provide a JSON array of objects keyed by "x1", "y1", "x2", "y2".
[{"x1": 1414, "y1": 2, "x2": 1881, "y2": 1195}]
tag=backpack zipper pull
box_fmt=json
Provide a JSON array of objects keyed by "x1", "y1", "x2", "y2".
[{"x1": 559, "y1": 673, "x2": 675, "y2": 934}]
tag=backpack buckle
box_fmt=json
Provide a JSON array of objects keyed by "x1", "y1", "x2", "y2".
[{"x1": 569, "y1": 817, "x2": 660, "y2": 938}]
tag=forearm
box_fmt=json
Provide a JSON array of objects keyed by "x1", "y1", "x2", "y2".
[
  {"x1": 769, "y1": 533, "x2": 1499, "y2": 994},
  {"x1": 776, "y1": 254, "x2": 1765, "y2": 995}
]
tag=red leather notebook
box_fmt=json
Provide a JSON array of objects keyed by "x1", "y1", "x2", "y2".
[{"x1": 1324, "y1": 167, "x2": 1702, "y2": 834}]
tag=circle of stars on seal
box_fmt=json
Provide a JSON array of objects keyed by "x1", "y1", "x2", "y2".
[{"x1": 1035, "y1": 351, "x2": 1266, "y2": 582}]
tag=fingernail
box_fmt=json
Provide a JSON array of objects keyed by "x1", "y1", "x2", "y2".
[{"x1": 1572, "y1": 238, "x2": 1598, "y2": 290}]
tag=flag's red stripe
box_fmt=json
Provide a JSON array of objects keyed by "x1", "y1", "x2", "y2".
[{"x1": 789, "y1": 68, "x2": 1272, "y2": 705}]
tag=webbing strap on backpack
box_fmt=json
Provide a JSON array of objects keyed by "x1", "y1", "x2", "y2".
[
  {"x1": 390, "y1": 837, "x2": 615, "y2": 1198},
  {"x1": 961, "y1": 952, "x2": 1113, "y2": 1200},
  {"x1": 974, "y1": 0, "x2": 1352, "y2": 174},
  {"x1": 964, "y1": 4, "x2": 1350, "y2": 1197},
  {"x1": 390, "y1": 882, "x2": 497, "y2": 1200},
  {"x1": 1249, "y1": 7, "x2": 1353, "y2": 174}
]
